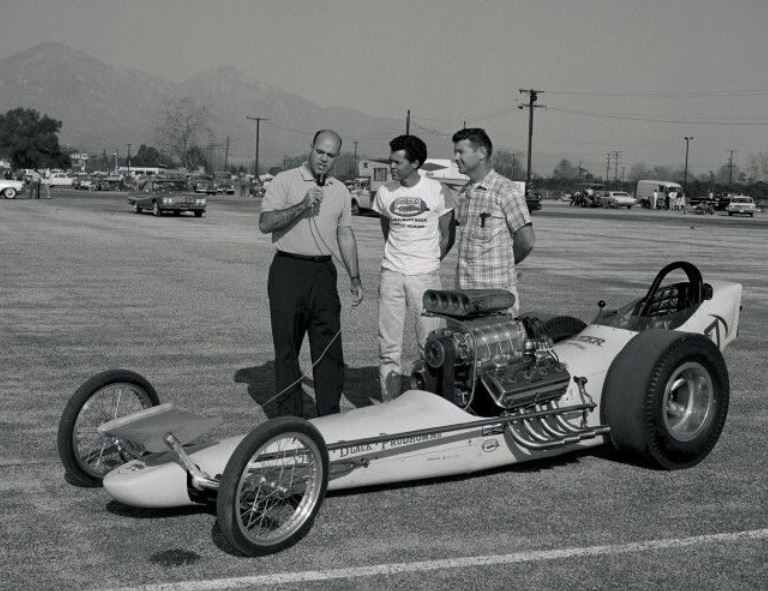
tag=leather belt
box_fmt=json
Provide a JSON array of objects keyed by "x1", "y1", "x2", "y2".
[{"x1": 276, "y1": 250, "x2": 332, "y2": 262}]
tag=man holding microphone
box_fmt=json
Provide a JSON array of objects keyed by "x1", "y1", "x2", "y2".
[{"x1": 259, "y1": 129, "x2": 363, "y2": 417}]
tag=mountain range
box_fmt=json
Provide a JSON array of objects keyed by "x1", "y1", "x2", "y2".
[
  {"x1": 0, "y1": 42, "x2": 407, "y2": 168},
  {"x1": 0, "y1": 42, "x2": 577, "y2": 175}
]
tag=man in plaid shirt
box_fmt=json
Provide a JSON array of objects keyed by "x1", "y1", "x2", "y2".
[{"x1": 452, "y1": 128, "x2": 536, "y2": 315}]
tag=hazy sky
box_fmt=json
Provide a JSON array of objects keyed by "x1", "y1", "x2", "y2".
[{"x1": 3, "y1": 0, "x2": 768, "y2": 177}]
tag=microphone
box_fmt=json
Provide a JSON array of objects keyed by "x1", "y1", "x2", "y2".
[{"x1": 316, "y1": 173, "x2": 327, "y2": 187}]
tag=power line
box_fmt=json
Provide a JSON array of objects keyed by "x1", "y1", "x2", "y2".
[
  {"x1": 548, "y1": 106, "x2": 768, "y2": 126},
  {"x1": 547, "y1": 89, "x2": 768, "y2": 97}
]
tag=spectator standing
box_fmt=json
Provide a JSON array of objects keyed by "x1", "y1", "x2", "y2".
[
  {"x1": 259, "y1": 130, "x2": 363, "y2": 417},
  {"x1": 451, "y1": 128, "x2": 535, "y2": 316},
  {"x1": 373, "y1": 135, "x2": 456, "y2": 401}
]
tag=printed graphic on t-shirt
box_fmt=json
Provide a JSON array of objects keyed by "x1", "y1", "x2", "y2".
[
  {"x1": 389, "y1": 196, "x2": 430, "y2": 230},
  {"x1": 389, "y1": 196, "x2": 429, "y2": 218}
]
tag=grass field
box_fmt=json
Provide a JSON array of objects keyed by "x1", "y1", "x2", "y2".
[{"x1": 1, "y1": 191, "x2": 767, "y2": 590}]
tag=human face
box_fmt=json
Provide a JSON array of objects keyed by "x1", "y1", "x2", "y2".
[
  {"x1": 389, "y1": 149, "x2": 420, "y2": 185},
  {"x1": 453, "y1": 139, "x2": 484, "y2": 176},
  {"x1": 308, "y1": 133, "x2": 340, "y2": 177}
]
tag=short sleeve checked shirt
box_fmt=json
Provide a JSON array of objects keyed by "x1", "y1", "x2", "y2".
[{"x1": 455, "y1": 170, "x2": 531, "y2": 292}]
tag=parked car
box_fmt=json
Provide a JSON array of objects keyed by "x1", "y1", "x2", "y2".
[
  {"x1": 43, "y1": 172, "x2": 75, "y2": 187},
  {"x1": 525, "y1": 191, "x2": 542, "y2": 213},
  {"x1": 725, "y1": 195, "x2": 757, "y2": 217},
  {"x1": 599, "y1": 191, "x2": 637, "y2": 209},
  {"x1": 127, "y1": 178, "x2": 207, "y2": 217},
  {"x1": 192, "y1": 178, "x2": 216, "y2": 195},
  {"x1": 93, "y1": 175, "x2": 124, "y2": 191},
  {"x1": 214, "y1": 172, "x2": 235, "y2": 195},
  {"x1": 0, "y1": 178, "x2": 25, "y2": 199},
  {"x1": 350, "y1": 186, "x2": 373, "y2": 215},
  {"x1": 73, "y1": 176, "x2": 96, "y2": 191}
]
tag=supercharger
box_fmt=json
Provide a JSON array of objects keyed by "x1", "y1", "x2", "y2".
[{"x1": 412, "y1": 289, "x2": 574, "y2": 413}]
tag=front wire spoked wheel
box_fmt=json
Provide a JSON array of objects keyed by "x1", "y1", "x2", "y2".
[
  {"x1": 217, "y1": 417, "x2": 329, "y2": 556},
  {"x1": 57, "y1": 369, "x2": 159, "y2": 487}
]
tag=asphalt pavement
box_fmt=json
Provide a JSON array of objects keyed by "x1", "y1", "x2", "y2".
[{"x1": 1, "y1": 191, "x2": 766, "y2": 590}]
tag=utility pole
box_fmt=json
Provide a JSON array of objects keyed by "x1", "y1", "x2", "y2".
[
  {"x1": 605, "y1": 153, "x2": 612, "y2": 183},
  {"x1": 353, "y1": 140, "x2": 359, "y2": 171},
  {"x1": 223, "y1": 136, "x2": 230, "y2": 170},
  {"x1": 406, "y1": 109, "x2": 411, "y2": 135},
  {"x1": 126, "y1": 144, "x2": 132, "y2": 178},
  {"x1": 463, "y1": 120, "x2": 466, "y2": 130},
  {"x1": 518, "y1": 89, "x2": 545, "y2": 192},
  {"x1": 683, "y1": 136, "x2": 693, "y2": 193},
  {"x1": 613, "y1": 150, "x2": 621, "y2": 182},
  {"x1": 727, "y1": 149, "x2": 737, "y2": 188},
  {"x1": 246, "y1": 116, "x2": 270, "y2": 178}
]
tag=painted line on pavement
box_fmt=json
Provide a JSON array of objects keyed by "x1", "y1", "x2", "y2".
[{"x1": 100, "y1": 527, "x2": 768, "y2": 591}]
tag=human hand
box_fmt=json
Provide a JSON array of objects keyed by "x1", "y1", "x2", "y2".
[
  {"x1": 350, "y1": 277, "x2": 363, "y2": 306},
  {"x1": 303, "y1": 187, "x2": 324, "y2": 212}
]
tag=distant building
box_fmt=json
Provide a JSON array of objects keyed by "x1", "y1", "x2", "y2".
[
  {"x1": 357, "y1": 158, "x2": 469, "y2": 193},
  {"x1": 116, "y1": 165, "x2": 167, "y2": 177}
]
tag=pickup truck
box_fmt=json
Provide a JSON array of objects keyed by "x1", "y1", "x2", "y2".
[{"x1": 0, "y1": 179, "x2": 25, "y2": 199}]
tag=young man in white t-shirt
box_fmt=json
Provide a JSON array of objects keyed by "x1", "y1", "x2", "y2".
[{"x1": 373, "y1": 135, "x2": 456, "y2": 401}]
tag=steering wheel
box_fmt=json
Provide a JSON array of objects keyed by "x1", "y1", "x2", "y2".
[{"x1": 638, "y1": 261, "x2": 705, "y2": 317}]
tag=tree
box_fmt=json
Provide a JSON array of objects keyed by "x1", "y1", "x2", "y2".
[
  {"x1": 185, "y1": 145, "x2": 208, "y2": 172},
  {"x1": 331, "y1": 152, "x2": 357, "y2": 181},
  {"x1": 552, "y1": 159, "x2": 577, "y2": 179},
  {"x1": 716, "y1": 163, "x2": 740, "y2": 185},
  {"x1": 650, "y1": 165, "x2": 673, "y2": 179},
  {"x1": 0, "y1": 107, "x2": 70, "y2": 169},
  {"x1": 155, "y1": 96, "x2": 209, "y2": 171},
  {"x1": 746, "y1": 152, "x2": 768, "y2": 182},
  {"x1": 628, "y1": 163, "x2": 649, "y2": 182},
  {"x1": 132, "y1": 144, "x2": 169, "y2": 167},
  {"x1": 493, "y1": 149, "x2": 523, "y2": 180}
]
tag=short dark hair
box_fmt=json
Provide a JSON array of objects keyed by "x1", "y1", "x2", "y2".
[
  {"x1": 389, "y1": 135, "x2": 427, "y2": 169},
  {"x1": 312, "y1": 129, "x2": 342, "y2": 151},
  {"x1": 452, "y1": 128, "x2": 493, "y2": 157}
]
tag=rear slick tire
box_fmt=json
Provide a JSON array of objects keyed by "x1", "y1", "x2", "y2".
[
  {"x1": 601, "y1": 330, "x2": 729, "y2": 470},
  {"x1": 217, "y1": 417, "x2": 329, "y2": 556}
]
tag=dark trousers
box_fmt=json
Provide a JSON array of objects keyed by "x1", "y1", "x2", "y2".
[{"x1": 268, "y1": 253, "x2": 344, "y2": 417}]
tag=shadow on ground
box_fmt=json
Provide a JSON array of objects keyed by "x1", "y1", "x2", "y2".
[
  {"x1": 234, "y1": 362, "x2": 378, "y2": 419},
  {"x1": 106, "y1": 499, "x2": 214, "y2": 518}
]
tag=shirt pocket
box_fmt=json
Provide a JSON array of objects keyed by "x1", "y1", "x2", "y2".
[{"x1": 468, "y1": 212, "x2": 505, "y2": 243}]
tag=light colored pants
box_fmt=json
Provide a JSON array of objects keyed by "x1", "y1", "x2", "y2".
[{"x1": 378, "y1": 268, "x2": 442, "y2": 401}]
